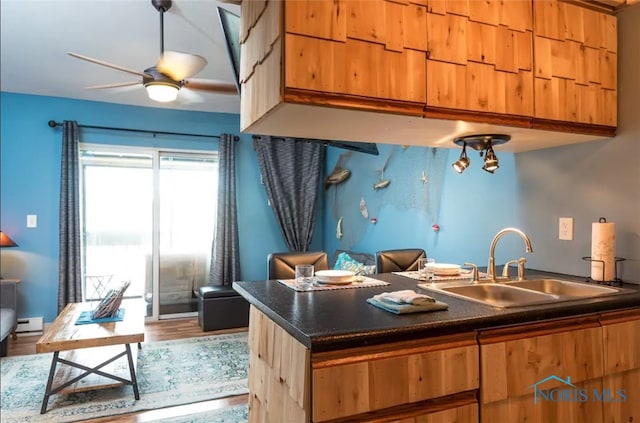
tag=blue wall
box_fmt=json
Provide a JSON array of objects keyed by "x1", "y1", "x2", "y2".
[
  {"x1": 322, "y1": 143, "x2": 523, "y2": 268},
  {"x1": 0, "y1": 92, "x2": 316, "y2": 322},
  {"x1": 322, "y1": 130, "x2": 638, "y2": 284}
]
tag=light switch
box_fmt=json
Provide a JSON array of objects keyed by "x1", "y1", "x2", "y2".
[{"x1": 27, "y1": 214, "x2": 37, "y2": 228}]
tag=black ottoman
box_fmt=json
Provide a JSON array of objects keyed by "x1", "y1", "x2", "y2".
[{"x1": 197, "y1": 285, "x2": 250, "y2": 331}]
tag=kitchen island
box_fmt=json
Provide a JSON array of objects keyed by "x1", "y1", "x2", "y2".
[{"x1": 233, "y1": 271, "x2": 640, "y2": 422}]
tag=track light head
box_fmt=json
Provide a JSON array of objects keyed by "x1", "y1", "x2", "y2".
[
  {"x1": 452, "y1": 142, "x2": 470, "y2": 174},
  {"x1": 482, "y1": 145, "x2": 499, "y2": 173}
]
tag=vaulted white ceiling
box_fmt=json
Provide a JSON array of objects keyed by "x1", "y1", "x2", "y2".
[{"x1": 1, "y1": 0, "x2": 241, "y2": 114}]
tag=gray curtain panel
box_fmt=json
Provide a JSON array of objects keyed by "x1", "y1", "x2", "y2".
[
  {"x1": 209, "y1": 134, "x2": 241, "y2": 286},
  {"x1": 58, "y1": 121, "x2": 82, "y2": 313},
  {"x1": 253, "y1": 136, "x2": 325, "y2": 252}
]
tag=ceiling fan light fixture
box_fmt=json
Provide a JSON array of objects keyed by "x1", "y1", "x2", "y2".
[{"x1": 145, "y1": 82, "x2": 179, "y2": 102}]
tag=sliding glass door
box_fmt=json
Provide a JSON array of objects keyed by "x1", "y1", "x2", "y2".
[
  {"x1": 81, "y1": 151, "x2": 153, "y2": 305},
  {"x1": 158, "y1": 154, "x2": 217, "y2": 316},
  {"x1": 80, "y1": 146, "x2": 217, "y2": 319}
]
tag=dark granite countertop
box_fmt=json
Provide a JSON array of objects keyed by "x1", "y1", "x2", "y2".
[{"x1": 232, "y1": 270, "x2": 640, "y2": 352}]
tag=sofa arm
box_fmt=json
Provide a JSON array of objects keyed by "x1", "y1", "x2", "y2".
[
  {"x1": 0, "y1": 281, "x2": 18, "y2": 342},
  {"x1": 0, "y1": 281, "x2": 17, "y2": 310}
]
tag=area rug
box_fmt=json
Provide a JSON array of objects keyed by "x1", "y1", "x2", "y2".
[{"x1": 0, "y1": 332, "x2": 249, "y2": 423}]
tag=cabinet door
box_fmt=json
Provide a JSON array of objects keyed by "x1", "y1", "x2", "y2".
[
  {"x1": 284, "y1": 0, "x2": 427, "y2": 106},
  {"x1": 426, "y1": 0, "x2": 534, "y2": 116},
  {"x1": 533, "y1": 0, "x2": 617, "y2": 126},
  {"x1": 479, "y1": 317, "x2": 604, "y2": 423},
  {"x1": 601, "y1": 310, "x2": 640, "y2": 423}
]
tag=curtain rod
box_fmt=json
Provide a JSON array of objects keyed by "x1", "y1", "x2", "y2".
[{"x1": 47, "y1": 120, "x2": 239, "y2": 141}]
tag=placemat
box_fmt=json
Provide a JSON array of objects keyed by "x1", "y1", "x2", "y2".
[
  {"x1": 393, "y1": 270, "x2": 488, "y2": 282},
  {"x1": 75, "y1": 308, "x2": 125, "y2": 325},
  {"x1": 278, "y1": 276, "x2": 390, "y2": 292}
]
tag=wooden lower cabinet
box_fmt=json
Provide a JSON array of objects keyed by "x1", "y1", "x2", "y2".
[
  {"x1": 247, "y1": 306, "x2": 479, "y2": 422},
  {"x1": 601, "y1": 309, "x2": 640, "y2": 422},
  {"x1": 246, "y1": 305, "x2": 638, "y2": 423},
  {"x1": 479, "y1": 310, "x2": 640, "y2": 423}
]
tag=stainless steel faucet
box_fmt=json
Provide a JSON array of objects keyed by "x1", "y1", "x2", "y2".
[{"x1": 487, "y1": 228, "x2": 533, "y2": 282}]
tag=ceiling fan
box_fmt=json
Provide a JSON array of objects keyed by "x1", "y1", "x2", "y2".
[{"x1": 68, "y1": 0, "x2": 238, "y2": 103}]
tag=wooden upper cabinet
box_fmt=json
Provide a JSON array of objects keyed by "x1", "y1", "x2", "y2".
[
  {"x1": 284, "y1": 0, "x2": 428, "y2": 107},
  {"x1": 239, "y1": 0, "x2": 617, "y2": 142},
  {"x1": 425, "y1": 0, "x2": 534, "y2": 117},
  {"x1": 533, "y1": 0, "x2": 617, "y2": 126}
]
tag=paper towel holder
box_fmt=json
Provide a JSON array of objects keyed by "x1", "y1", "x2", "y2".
[{"x1": 581, "y1": 256, "x2": 626, "y2": 284}]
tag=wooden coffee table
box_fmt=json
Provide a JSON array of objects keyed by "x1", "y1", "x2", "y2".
[{"x1": 36, "y1": 302, "x2": 145, "y2": 414}]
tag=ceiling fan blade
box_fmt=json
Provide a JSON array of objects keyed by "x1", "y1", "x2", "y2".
[
  {"x1": 68, "y1": 52, "x2": 151, "y2": 78},
  {"x1": 184, "y1": 79, "x2": 238, "y2": 95},
  {"x1": 176, "y1": 88, "x2": 205, "y2": 104},
  {"x1": 157, "y1": 51, "x2": 207, "y2": 81},
  {"x1": 85, "y1": 81, "x2": 141, "y2": 89}
]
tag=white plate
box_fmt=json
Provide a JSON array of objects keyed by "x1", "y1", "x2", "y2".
[
  {"x1": 315, "y1": 270, "x2": 355, "y2": 284},
  {"x1": 432, "y1": 263, "x2": 461, "y2": 276}
]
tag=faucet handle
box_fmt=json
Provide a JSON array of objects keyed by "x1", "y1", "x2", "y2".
[
  {"x1": 517, "y1": 257, "x2": 527, "y2": 280},
  {"x1": 502, "y1": 259, "x2": 519, "y2": 277},
  {"x1": 464, "y1": 263, "x2": 479, "y2": 284}
]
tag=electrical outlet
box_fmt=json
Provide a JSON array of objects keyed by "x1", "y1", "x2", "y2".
[{"x1": 559, "y1": 217, "x2": 573, "y2": 240}]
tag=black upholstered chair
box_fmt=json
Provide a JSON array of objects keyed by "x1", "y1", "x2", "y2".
[
  {"x1": 375, "y1": 248, "x2": 427, "y2": 273},
  {"x1": 267, "y1": 251, "x2": 330, "y2": 280}
]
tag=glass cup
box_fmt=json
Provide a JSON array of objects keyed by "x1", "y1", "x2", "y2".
[
  {"x1": 418, "y1": 258, "x2": 436, "y2": 281},
  {"x1": 295, "y1": 264, "x2": 314, "y2": 291}
]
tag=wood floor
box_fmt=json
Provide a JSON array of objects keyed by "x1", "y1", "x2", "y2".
[{"x1": 5, "y1": 317, "x2": 249, "y2": 422}]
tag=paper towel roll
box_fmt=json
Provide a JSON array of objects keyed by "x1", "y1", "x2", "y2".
[{"x1": 591, "y1": 220, "x2": 616, "y2": 281}]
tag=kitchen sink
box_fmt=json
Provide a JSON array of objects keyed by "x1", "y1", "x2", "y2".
[
  {"x1": 505, "y1": 279, "x2": 623, "y2": 298},
  {"x1": 437, "y1": 284, "x2": 558, "y2": 308},
  {"x1": 420, "y1": 278, "x2": 631, "y2": 308}
]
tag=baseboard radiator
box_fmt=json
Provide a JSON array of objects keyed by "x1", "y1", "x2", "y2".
[{"x1": 15, "y1": 317, "x2": 44, "y2": 334}]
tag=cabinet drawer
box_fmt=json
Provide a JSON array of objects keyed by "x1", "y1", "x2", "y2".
[{"x1": 312, "y1": 335, "x2": 478, "y2": 422}]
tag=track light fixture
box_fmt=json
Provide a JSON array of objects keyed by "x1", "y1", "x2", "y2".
[
  {"x1": 452, "y1": 134, "x2": 510, "y2": 174},
  {"x1": 452, "y1": 142, "x2": 471, "y2": 174}
]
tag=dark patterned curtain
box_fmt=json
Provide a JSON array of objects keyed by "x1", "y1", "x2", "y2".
[
  {"x1": 58, "y1": 121, "x2": 82, "y2": 312},
  {"x1": 209, "y1": 134, "x2": 241, "y2": 286},
  {"x1": 253, "y1": 136, "x2": 325, "y2": 252}
]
